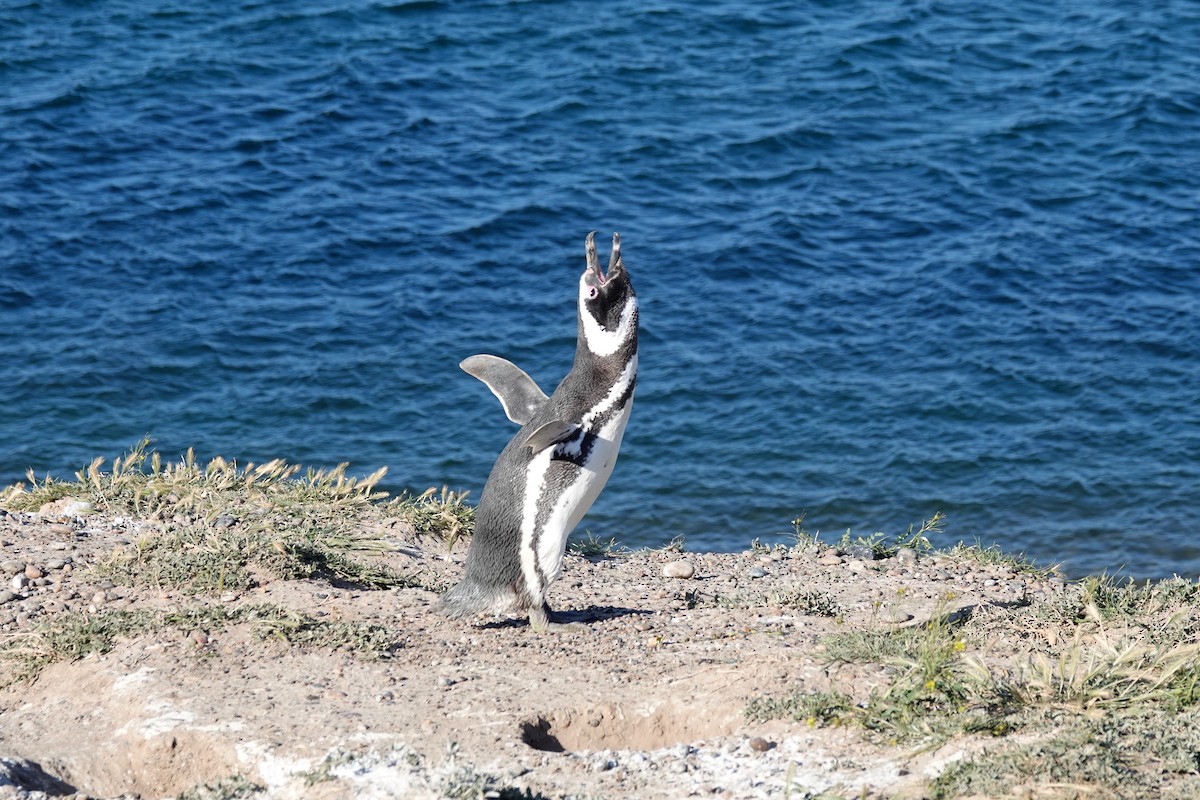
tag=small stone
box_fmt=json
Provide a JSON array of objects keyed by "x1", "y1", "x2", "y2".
[
  {"x1": 748, "y1": 736, "x2": 773, "y2": 752},
  {"x1": 0, "y1": 590, "x2": 16, "y2": 605},
  {"x1": 38, "y1": 498, "x2": 94, "y2": 517},
  {"x1": 10, "y1": 575, "x2": 28, "y2": 591},
  {"x1": 846, "y1": 559, "x2": 868, "y2": 573},
  {"x1": 818, "y1": 552, "x2": 844, "y2": 566},
  {"x1": 663, "y1": 560, "x2": 695, "y2": 579},
  {"x1": 590, "y1": 754, "x2": 616, "y2": 772},
  {"x1": 0, "y1": 561, "x2": 23, "y2": 576},
  {"x1": 895, "y1": 547, "x2": 919, "y2": 564},
  {"x1": 24, "y1": 565, "x2": 43, "y2": 580},
  {"x1": 91, "y1": 591, "x2": 109, "y2": 605},
  {"x1": 748, "y1": 566, "x2": 768, "y2": 579},
  {"x1": 844, "y1": 543, "x2": 875, "y2": 561},
  {"x1": 46, "y1": 559, "x2": 66, "y2": 570},
  {"x1": 191, "y1": 630, "x2": 209, "y2": 646}
]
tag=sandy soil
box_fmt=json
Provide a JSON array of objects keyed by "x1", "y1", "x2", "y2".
[{"x1": 0, "y1": 504, "x2": 1064, "y2": 800}]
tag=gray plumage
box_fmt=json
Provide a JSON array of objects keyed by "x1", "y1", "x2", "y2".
[{"x1": 438, "y1": 232, "x2": 639, "y2": 630}]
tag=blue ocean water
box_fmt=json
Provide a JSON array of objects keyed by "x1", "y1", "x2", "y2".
[{"x1": 2, "y1": 1, "x2": 1197, "y2": 579}]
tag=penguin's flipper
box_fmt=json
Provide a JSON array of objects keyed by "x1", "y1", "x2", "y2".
[
  {"x1": 523, "y1": 420, "x2": 578, "y2": 452},
  {"x1": 460, "y1": 354, "x2": 550, "y2": 425}
]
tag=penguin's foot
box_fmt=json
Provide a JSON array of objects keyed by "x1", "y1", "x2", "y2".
[
  {"x1": 528, "y1": 603, "x2": 551, "y2": 633},
  {"x1": 527, "y1": 604, "x2": 588, "y2": 633}
]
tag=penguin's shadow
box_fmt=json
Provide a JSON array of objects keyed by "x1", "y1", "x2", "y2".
[{"x1": 476, "y1": 605, "x2": 651, "y2": 630}]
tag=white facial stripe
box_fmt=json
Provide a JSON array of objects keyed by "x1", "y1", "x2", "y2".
[{"x1": 579, "y1": 275, "x2": 638, "y2": 358}]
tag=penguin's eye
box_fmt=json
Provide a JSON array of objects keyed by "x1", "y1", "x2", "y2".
[{"x1": 587, "y1": 286, "x2": 598, "y2": 300}]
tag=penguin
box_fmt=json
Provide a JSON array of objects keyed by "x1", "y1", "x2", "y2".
[{"x1": 438, "y1": 231, "x2": 638, "y2": 631}]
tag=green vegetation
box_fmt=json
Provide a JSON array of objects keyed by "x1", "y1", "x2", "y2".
[
  {"x1": 568, "y1": 530, "x2": 625, "y2": 558},
  {"x1": 791, "y1": 512, "x2": 945, "y2": 559},
  {"x1": 0, "y1": 441, "x2": 478, "y2": 685},
  {"x1": 747, "y1": 574, "x2": 1200, "y2": 798},
  {"x1": 395, "y1": 485, "x2": 476, "y2": 553},
  {"x1": 0, "y1": 440, "x2": 475, "y2": 595},
  {"x1": 0, "y1": 603, "x2": 402, "y2": 684}
]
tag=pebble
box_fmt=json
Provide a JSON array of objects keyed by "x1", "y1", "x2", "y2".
[
  {"x1": 0, "y1": 561, "x2": 23, "y2": 576},
  {"x1": 590, "y1": 754, "x2": 616, "y2": 772},
  {"x1": 24, "y1": 565, "x2": 44, "y2": 580},
  {"x1": 10, "y1": 575, "x2": 28, "y2": 591},
  {"x1": 662, "y1": 560, "x2": 695, "y2": 579},
  {"x1": 846, "y1": 560, "x2": 868, "y2": 573},
  {"x1": 895, "y1": 547, "x2": 919, "y2": 564},
  {"x1": 46, "y1": 558, "x2": 67, "y2": 570},
  {"x1": 818, "y1": 552, "x2": 844, "y2": 566},
  {"x1": 39, "y1": 498, "x2": 94, "y2": 517},
  {"x1": 0, "y1": 591, "x2": 15, "y2": 605},
  {"x1": 748, "y1": 566, "x2": 768, "y2": 579},
  {"x1": 92, "y1": 591, "x2": 109, "y2": 605},
  {"x1": 844, "y1": 543, "x2": 875, "y2": 561},
  {"x1": 748, "y1": 736, "x2": 773, "y2": 752}
]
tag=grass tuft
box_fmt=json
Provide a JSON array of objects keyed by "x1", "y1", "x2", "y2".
[
  {"x1": 568, "y1": 531, "x2": 625, "y2": 558},
  {"x1": 391, "y1": 486, "x2": 475, "y2": 552}
]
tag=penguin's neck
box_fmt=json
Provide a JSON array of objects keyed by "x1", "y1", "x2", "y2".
[
  {"x1": 577, "y1": 295, "x2": 638, "y2": 361},
  {"x1": 574, "y1": 317, "x2": 637, "y2": 379}
]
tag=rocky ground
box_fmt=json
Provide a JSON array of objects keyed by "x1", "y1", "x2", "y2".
[{"x1": 0, "y1": 487, "x2": 1196, "y2": 800}]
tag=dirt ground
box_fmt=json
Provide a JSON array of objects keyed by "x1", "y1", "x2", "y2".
[{"x1": 0, "y1": 504, "x2": 1065, "y2": 800}]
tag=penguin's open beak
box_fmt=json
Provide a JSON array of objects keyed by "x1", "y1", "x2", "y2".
[{"x1": 585, "y1": 231, "x2": 621, "y2": 286}]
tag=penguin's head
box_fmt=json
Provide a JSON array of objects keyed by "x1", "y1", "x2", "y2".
[{"x1": 578, "y1": 231, "x2": 638, "y2": 357}]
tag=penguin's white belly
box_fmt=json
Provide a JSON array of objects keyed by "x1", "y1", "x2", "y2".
[
  {"x1": 536, "y1": 399, "x2": 633, "y2": 583},
  {"x1": 519, "y1": 357, "x2": 637, "y2": 600}
]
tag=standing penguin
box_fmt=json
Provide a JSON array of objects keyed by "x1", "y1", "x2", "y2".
[{"x1": 438, "y1": 231, "x2": 638, "y2": 631}]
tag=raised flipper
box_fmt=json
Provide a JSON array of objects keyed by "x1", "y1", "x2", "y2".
[
  {"x1": 460, "y1": 354, "x2": 550, "y2": 425},
  {"x1": 523, "y1": 420, "x2": 579, "y2": 452}
]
